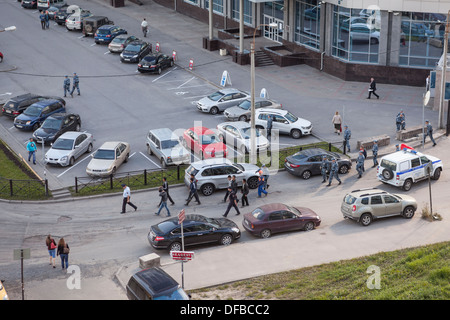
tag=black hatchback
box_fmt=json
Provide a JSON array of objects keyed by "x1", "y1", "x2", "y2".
[
  {"x1": 148, "y1": 214, "x2": 241, "y2": 252},
  {"x1": 120, "y1": 40, "x2": 152, "y2": 63},
  {"x1": 2, "y1": 93, "x2": 65, "y2": 119}
]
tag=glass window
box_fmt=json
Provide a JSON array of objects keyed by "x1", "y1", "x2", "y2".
[
  {"x1": 294, "y1": 0, "x2": 321, "y2": 50},
  {"x1": 371, "y1": 195, "x2": 383, "y2": 205},
  {"x1": 205, "y1": 0, "x2": 224, "y2": 15},
  {"x1": 184, "y1": 0, "x2": 199, "y2": 6},
  {"x1": 232, "y1": 0, "x2": 252, "y2": 25}
]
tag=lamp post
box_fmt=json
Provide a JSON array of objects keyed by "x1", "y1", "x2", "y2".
[
  {"x1": 250, "y1": 22, "x2": 277, "y2": 164},
  {"x1": 438, "y1": 10, "x2": 449, "y2": 129}
]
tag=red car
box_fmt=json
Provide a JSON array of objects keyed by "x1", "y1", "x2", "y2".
[
  {"x1": 182, "y1": 126, "x2": 228, "y2": 159},
  {"x1": 243, "y1": 203, "x2": 321, "y2": 238}
]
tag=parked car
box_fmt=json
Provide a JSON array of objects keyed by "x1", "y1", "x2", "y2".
[
  {"x1": 14, "y1": 99, "x2": 66, "y2": 131},
  {"x1": 146, "y1": 128, "x2": 190, "y2": 167},
  {"x1": 54, "y1": 4, "x2": 72, "y2": 25},
  {"x1": 341, "y1": 188, "x2": 418, "y2": 226},
  {"x1": 120, "y1": 40, "x2": 151, "y2": 63},
  {"x1": 184, "y1": 158, "x2": 259, "y2": 196},
  {"x1": 196, "y1": 88, "x2": 250, "y2": 115},
  {"x1": 349, "y1": 23, "x2": 380, "y2": 44},
  {"x1": 33, "y1": 113, "x2": 81, "y2": 144},
  {"x1": 223, "y1": 97, "x2": 282, "y2": 122},
  {"x1": 182, "y1": 126, "x2": 227, "y2": 160},
  {"x1": 243, "y1": 203, "x2": 321, "y2": 238},
  {"x1": 66, "y1": 10, "x2": 93, "y2": 31},
  {"x1": 138, "y1": 53, "x2": 174, "y2": 74},
  {"x1": 86, "y1": 141, "x2": 130, "y2": 177},
  {"x1": 2, "y1": 93, "x2": 65, "y2": 118},
  {"x1": 94, "y1": 25, "x2": 127, "y2": 44},
  {"x1": 255, "y1": 108, "x2": 312, "y2": 139},
  {"x1": 21, "y1": 0, "x2": 38, "y2": 9},
  {"x1": 377, "y1": 148, "x2": 443, "y2": 191},
  {"x1": 47, "y1": 5, "x2": 64, "y2": 20},
  {"x1": 37, "y1": 0, "x2": 65, "y2": 11},
  {"x1": 0, "y1": 280, "x2": 9, "y2": 301},
  {"x1": 148, "y1": 214, "x2": 241, "y2": 251},
  {"x1": 284, "y1": 148, "x2": 352, "y2": 179},
  {"x1": 108, "y1": 35, "x2": 138, "y2": 53},
  {"x1": 45, "y1": 131, "x2": 94, "y2": 167},
  {"x1": 83, "y1": 16, "x2": 114, "y2": 37},
  {"x1": 126, "y1": 267, "x2": 189, "y2": 300},
  {"x1": 216, "y1": 121, "x2": 270, "y2": 154}
]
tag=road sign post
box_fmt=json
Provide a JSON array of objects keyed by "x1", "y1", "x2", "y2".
[
  {"x1": 178, "y1": 209, "x2": 186, "y2": 288},
  {"x1": 13, "y1": 248, "x2": 30, "y2": 300}
]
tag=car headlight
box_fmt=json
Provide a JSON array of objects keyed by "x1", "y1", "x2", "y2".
[
  {"x1": 133, "y1": 55, "x2": 138, "y2": 58},
  {"x1": 231, "y1": 227, "x2": 240, "y2": 233},
  {"x1": 26, "y1": 121, "x2": 31, "y2": 125},
  {"x1": 60, "y1": 156, "x2": 68, "y2": 162}
]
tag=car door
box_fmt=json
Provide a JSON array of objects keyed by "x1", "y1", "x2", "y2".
[
  {"x1": 212, "y1": 166, "x2": 230, "y2": 189},
  {"x1": 411, "y1": 158, "x2": 424, "y2": 181},
  {"x1": 73, "y1": 134, "x2": 87, "y2": 159},
  {"x1": 370, "y1": 195, "x2": 385, "y2": 218},
  {"x1": 190, "y1": 223, "x2": 217, "y2": 244},
  {"x1": 160, "y1": 55, "x2": 169, "y2": 68},
  {"x1": 114, "y1": 145, "x2": 122, "y2": 167},
  {"x1": 383, "y1": 195, "x2": 402, "y2": 215},
  {"x1": 224, "y1": 165, "x2": 245, "y2": 186},
  {"x1": 281, "y1": 210, "x2": 303, "y2": 231},
  {"x1": 306, "y1": 155, "x2": 323, "y2": 175},
  {"x1": 153, "y1": 137, "x2": 162, "y2": 159},
  {"x1": 224, "y1": 125, "x2": 239, "y2": 150},
  {"x1": 267, "y1": 211, "x2": 284, "y2": 233},
  {"x1": 218, "y1": 93, "x2": 234, "y2": 111},
  {"x1": 272, "y1": 114, "x2": 289, "y2": 134}
]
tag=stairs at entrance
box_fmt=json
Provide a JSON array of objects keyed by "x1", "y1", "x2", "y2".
[
  {"x1": 255, "y1": 50, "x2": 274, "y2": 67},
  {"x1": 51, "y1": 187, "x2": 72, "y2": 200}
]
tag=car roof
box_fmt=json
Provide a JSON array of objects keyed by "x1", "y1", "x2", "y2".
[
  {"x1": 296, "y1": 148, "x2": 330, "y2": 156},
  {"x1": 129, "y1": 40, "x2": 147, "y2": 45},
  {"x1": 348, "y1": 188, "x2": 389, "y2": 197},
  {"x1": 46, "y1": 113, "x2": 70, "y2": 120},
  {"x1": 190, "y1": 158, "x2": 232, "y2": 169},
  {"x1": 382, "y1": 149, "x2": 423, "y2": 162},
  {"x1": 8, "y1": 93, "x2": 41, "y2": 102},
  {"x1": 256, "y1": 108, "x2": 287, "y2": 115},
  {"x1": 57, "y1": 131, "x2": 88, "y2": 139},
  {"x1": 188, "y1": 126, "x2": 215, "y2": 135},
  {"x1": 85, "y1": 15, "x2": 108, "y2": 20},
  {"x1": 31, "y1": 99, "x2": 60, "y2": 107},
  {"x1": 149, "y1": 128, "x2": 177, "y2": 140},
  {"x1": 219, "y1": 121, "x2": 250, "y2": 130},
  {"x1": 98, "y1": 141, "x2": 126, "y2": 149},
  {"x1": 131, "y1": 267, "x2": 179, "y2": 298},
  {"x1": 98, "y1": 24, "x2": 115, "y2": 30},
  {"x1": 217, "y1": 88, "x2": 243, "y2": 94},
  {"x1": 257, "y1": 203, "x2": 289, "y2": 213}
]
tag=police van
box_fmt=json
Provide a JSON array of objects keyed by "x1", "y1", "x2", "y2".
[
  {"x1": 37, "y1": 0, "x2": 64, "y2": 11},
  {"x1": 377, "y1": 148, "x2": 443, "y2": 191}
]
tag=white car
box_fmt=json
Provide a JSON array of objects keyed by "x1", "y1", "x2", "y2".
[
  {"x1": 223, "y1": 97, "x2": 282, "y2": 122},
  {"x1": 196, "y1": 88, "x2": 250, "y2": 115},
  {"x1": 216, "y1": 121, "x2": 270, "y2": 154},
  {"x1": 86, "y1": 141, "x2": 130, "y2": 177},
  {"x1": 377, "y1": 148, "x2": 443, "y2": 191},
  {"x1": 254, "y1": 108, "x2": 312, "y2": 139},
  {"x1": 45, "y1": 131, "x2": 94, "y2": 167},
  {"x1": 65, "y1": 7, "x2": 92, "y2": 31}
]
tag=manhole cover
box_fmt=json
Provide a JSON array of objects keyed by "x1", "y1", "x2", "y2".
[{"x1": 57, "y1": 216, "x2": 72, "y2": 223}]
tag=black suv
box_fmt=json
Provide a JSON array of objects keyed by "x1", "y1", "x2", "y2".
[
  {"x1": 83, "y1": 16, "x2": 114, "y2": 36},
  {"x1": 120, "y1": 40, "x2": 152, "y2": 63},
  {"x1": 2, "y1": 93, "x2": 65, "y2": 119}
]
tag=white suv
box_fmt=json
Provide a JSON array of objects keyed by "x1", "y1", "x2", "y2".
[
  {"x1": 377, "y1": 148, "x2": 443, "y2": 191},
  {"x1": 255, "y1": 108, "x2": 312, "y2": 139}
]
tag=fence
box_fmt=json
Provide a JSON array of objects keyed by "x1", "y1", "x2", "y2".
[{"x1": 0, "y1": 176, "x2": 49, "y2": 199}]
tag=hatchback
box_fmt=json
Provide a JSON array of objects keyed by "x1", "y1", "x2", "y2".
[
  {"x1": 196, "y1": 88, "x2": 250, "y2": 115},
  {"x1": 120, "y1": 40, "x2": 152, "y2": 63},
  {"x1": 33, "y1": 113, "x2": 81, "y2": 144},
  {"x1": 138, "y1": 53, "x2": 174, "y2": 74},
  {"x1": 14, "y1": 99, "x2": 66, "y2": 131},
  {"x1": 108, "y1": 35, "x2": 138, "y2": 53},
  {"x1": 94, "y1": 25, "x2": 127, "y2": 44},
  {"x1": 45, "y1": 131, "x2": 94, "y2": 167},
  {"x1": 148, "y1": 214, "x2": 241, "y2": 252}
]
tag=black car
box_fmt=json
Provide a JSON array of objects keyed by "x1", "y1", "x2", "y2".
[
  {"x1": 21, "y1": 0, "x2": 37, "y2": 9},
  {"x1": 54, "y1": 5, "x2": 71, "y2": 25},
  {"x1": 148, "y1": 214, "x2": 241, "y2": 252},
  {"x1": 32, "y1": 113, "x2": 81, "y2": 144},
  {"x1": 138, "y1": 53, "x2": 174, "y2": 74},
  {"x1": 284, "y1": 148, "x2": 352, "y2": 179},
  {"x1": 2, "y1": 93, "x2": 65, "y2": 119},
  {"x1": 120, "y1": 40, "x2": 152, "y2": 63}
]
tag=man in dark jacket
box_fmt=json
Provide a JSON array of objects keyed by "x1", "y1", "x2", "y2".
[
  {"x1": 223, "y1": 187, "x2": 240, "y2": 217},
  {"x1": 185, "y1": 177, "x2": 201, "y2": 205},
  {"x1": 158, "y1": 177, "x2": 174, "y2": 206},
  {"x1": 367, "y1": 77, "x2": 379, "y2": 99},
  {"x1": 155, "y1": 187, "x2": 170, "y2": 216},
  {"x1": 241, "y1": 178, "x2": 249, "y2": 207}
]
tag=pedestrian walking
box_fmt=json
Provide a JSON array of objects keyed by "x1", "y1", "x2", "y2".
[
  {"x1": 70, "y1": 72, "x2": 80, "y2": 97},
  {"x1": 367, "y1": 77, "x2": 379, "y2": 99},
  {"x1": 331, "y1": 111, "x2": 342, "y2": 135},
  {"x1": 45, "y1": 10, "x2": 50, "y2": 29},
  {"x1": 45, "y1": 235, "x2": 57, "y2": 268},
  {"x1": 185, "y1": 177, "x2": 201, "y2": 205},
  {"x1": 372, "y1": 140, "x2": 379, "y2": 167},
  {"x1": 356, "y1": 152, "x2": 365, "y2": 178},
  {"x1": 266, "y1": 115, "x2": 273, "y2": 138},
  {"x1": 396, "y1": 110, "x2": 406, "y2": 131},
  {"x1": 120, "y1": 183, "x2": 137, "y2": 214},
  {"x1": 141, "y1": 18, "x2": 148, "y2": 37},
  {"x1": 257, "y1": 172, "x2": 268, "y2": 197},
  {"x1": 63, "y1": 75, "x2": 70, "y2": 97},
  {"x1": 343, "y1": 125, "x2": 351, "y2": 153},
  {"x1": 423, "y1": 120, "x2": 437, "y2": 146},
  {"x1": 155, "y1": 187, "x2": 171, "y2": 217},
  {"x1": 359, "y1": 146, "x2": 367, "y2": 172},
  {"x1": 222, "y1": 187, "x2": 240, "y2": 217},
  {"x1": 327, "y1": 159, "x2": 341, "y2": 186},
  {"x1": 56, "y1": 238, "x2": 69, "y2": 270},
  {"x1": 241, "y1": 178, "x2": 249, "y2": 207},
  {"x1": 40, "y1": 12, "x2": 46, "y2": 30},
  {"x1": 26, "y1": 138, "x2": 37, "y2": 165},
  {"x1": 320, "y1": 156, "x2": 329, "y2": 183},
  {"x1": 158, "y1": 177, "x2": 174, "y2": 206},
  {"x1": 223, "y1": 175, "x2": 232, "y2": 202}
]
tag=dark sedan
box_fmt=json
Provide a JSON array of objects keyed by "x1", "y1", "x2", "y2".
[
  {"x1": 284, "y1": 148, "x2": 352, "y2": 179},
  {"x1": 243, "y1": 203, "x2": 321, "y2": 238},
  {"x1": 148, "y1": 214, "x2": 241, "y2": 252},
  {"x1": 54, "y1": 5, "x2": 71, "y2": 25},
  {"x1": 138, "y1": 53, "x2": 174, "y2": 74},
  {"x1": 21, "y1": 0, "x2": 37, "y2": 9},
  {"x1": 120, "y1": 40, "x2": 152, "y2": 63},
  {"x1": 2, "y1": 93, "x2": 65, "y2": 119},
  {"x1": 33, "y1": 113, "x2": 81, "y2": 144}
]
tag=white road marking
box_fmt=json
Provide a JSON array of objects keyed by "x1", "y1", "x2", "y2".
[
  {"x1": 9, "y1": 126, "x2": 15, "y2": 130},
  {"x1": 104, "y1": 51, "x2": 110, "y2": 55},
  {"x1": 183, "y1": 94, "x2": 207, "y2": 99},
  {"x1": 168, "y1": 84, "x2": 204, "y2": 90},
  {"x1": 56, "y1": 154, "x2": 91, "y2": 178},
  {"x1": 139, "y1": 151, "x2": 161, "y2": 168},
  {"x1": 152, "y1": 67, "x2": 177, "y2": 82},
  {"x1": 90, "y1": 43, "x2": 96, "y2": 47},
  {"x1": 177, "y1": 76, "x2": 195, "y2": 88},
  {"x1": 129, "y1": 152, "x2": 136, "y2": 158}
]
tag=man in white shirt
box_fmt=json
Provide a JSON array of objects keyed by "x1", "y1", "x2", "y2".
[
  {"x1": 121, "y1": 184, "x2": 137, "y2": 214},
  {"x1": 141, "y1": 18, "x2": 148, "y2": 37}
]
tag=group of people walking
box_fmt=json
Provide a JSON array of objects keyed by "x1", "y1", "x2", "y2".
[
  {"x1": 39, "y1": 11, "x2": 50, "y2": 30},
  {"x1": 45, "y1": 235, "x2": 70, "y2": 270},
  {"x1": 64, "y1": 73, "x2": 80, "y2": 98}
]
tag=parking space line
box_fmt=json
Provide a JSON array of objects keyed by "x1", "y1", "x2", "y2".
[
  {"x1": 168, "y1": 84, "x2": 204, "y2": 90},
  {"x1": 177, "y1": 76, "x2": 196, "y2": 88},
  {"x1": 90, "y1": 43, "x2": 96, "y2": 47},
  {"x1": 183, "y1": 95, "x2": 207, "y2": 99},
  {"x1": 56, "y1": 154, "x2": 91, "y2": 178},
  {"x1": 129, "y1": 152, "x2": 136, "y2": 158},
  {"x1": 152, "y1": 67, "x2": 177, "y2": 83},
  {"x1": 139, "y1": 151, "x2": 161, "y2": 168},
  {"x1": 104, "y1": 51, "x2": 110, "y2": 55},
  {"x1": 78, "y1": 35, "x2": 84, "y2": 39},
  {"x1": 9, "y1": 126, "x2": 14, "y2": 130}
]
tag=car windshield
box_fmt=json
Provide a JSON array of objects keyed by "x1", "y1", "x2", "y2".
[
  {"x1": 238, "y1": 100, "x2": 251, "y2": 110},
  {"x1": 155, "y1": 221, "x2": 176, "y2": 234},
  {"x1": 125, "y1": 44, "x2": 141, "y2": 52},
  {"x1": 233, "y1": 164, "x2": 244, "y2": 171},
  {"x1": 52, "y1": 138, "x2": 74, "y2": 150},
  {"x1": 291, "y1": 152, "x2": 307, "y2": 161},
  {"x1": 112, "y1": 37, "x2": 126, "y2": 44},
  {"x1": 241, "y1": 127, "x2": 262, "y2": 139},
  {"x1": 285, "y1": 111, "x2": 298, "y2": 122},
  {"x1": 23, "y1": 106, "x2": 41, "y2": 117},
  {"x1": 144, "y1": 56, "x2": 157, "y2": 62},
  {"x1": 205, "y1": 217, "x2": 220, "y2": 228},
  {"x1": 343, "y1": 194, "x2": 357, "y2": 205},
  {"x1": 185, "y1": 165, "x2": 199, "y2": 176},
  {"x1": 287, "y1": 206, "x2": 301, "y2": 217},
  {"x1": 380, "y1": 159, "x2": 397, "y2": 171},
  {"x1": 3, "y1": 102, "x2": 15, "y2": 109},
  {"x1": 251, "y1": 208, "x2": 265, "y2": 220},
  {"x1": 42, "y1": 118, "x2": 62, "y2": 130},
  {"x1": 93, "y1": 149, "x2": 115, "y2": 160},
  {"x1": 201, "y1": 134, "x2": 218, "y2": 145},
  {"x1": 207, "y1": 91, "x2": 224, "y2": 101},
  {"x1": 161, "y1": 140, "x2": 179, "y2": 149},
  {"x1": 97, "y1": 29, "x2": 110, "y2": 34}
]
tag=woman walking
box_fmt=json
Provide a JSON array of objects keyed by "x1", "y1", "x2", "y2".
[
  {"x1": 45, "y1": 235, "x2": 57, "y2": 268},
  {"x1": 331, "y1": 111, "x2": 342, "y2": 135},
  {"x1": 57, "y1": 238, "x2": 70, "y2": 270}
]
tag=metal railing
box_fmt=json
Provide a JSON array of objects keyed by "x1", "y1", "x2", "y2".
[{"x1": 0, "y1": 176, "x2": 49, "y2": 199}]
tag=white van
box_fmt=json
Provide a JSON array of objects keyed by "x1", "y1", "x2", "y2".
[{"x1": 37, "y1": 0, "x2": 64, "y2": 11}]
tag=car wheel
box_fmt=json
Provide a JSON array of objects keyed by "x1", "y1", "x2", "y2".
[
  {"x1": 169, "y1": 242, "x2": 182, "y2": 252},
  {"x1": 86, "y1": 143, "x2": 93, "y2": 153},
  {"x1": 370, "y1": 37, "x2": 379, "y2": 45},
  {"x1": 210, "y1": 106, "x2": 219, "y2": 115},
  {"x1": 339, "y1": 164, "x2": 349, "y2": 174},
  {"x1": 124, "y1": 153, "x2": 129, "y2": 163},
  {"x1": 147, "y1": 145, "x2": 153, "y2": 155},
  {"x1": 201, "y1": 183, "x2": 215, "y2": 196},
  {"x1": 75, "y1": 123, "x2": 81, "y2": 132},
  {"x1": 402, "y1": 206, "x2": 415, "y2": 219},
  {"x1": 382, "y1": 169, "x2": 394, "y2": 180},
  {"x1": 403, "y1": 179, "x2": 413, "y2": 191},
  {"x1": 32, "y1": 123, "x2": 40, "y2": 131},
  {"x1": 301, "y1": 170, "x2": 312, "y2": 180},
  {"x1": 238, "y1": 115, "x2": 248, "y2": 122},
  {"x1": 303, "y1": 221, "x2": 315, "y2": 231},
  {"x1": 247, "y1": 177, "x2": 258, "y2": 189},
  {"x1": 69, "y1": 157, "x2": 75, "y2": 166},
  {"x1": 160, "y1": 157, "x2": 166, "y2": 168},
  {"x1": 157, "y1": 67, "x2": 162, "y2": 75},
  {"x1": 220, "y1": 234, "x2": 233, "y2": 246},
  {"x1": 260, "y1": 229, "x2": 271, "y2": 238},
  {"x1": 432, "y1": 168, "x2": 441, "y2": 180},
  {"x1": 290, "y1": 129, "x2": 302, "y2": 139},
  {"x1": 360, "y1": 213, "x2": 373, "y2": 226}
]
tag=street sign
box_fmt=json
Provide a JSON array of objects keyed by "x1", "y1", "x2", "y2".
[
  {"x1": 156, "y1": 42, "x2": 160, "y2": 52},
  {"x1": 220, "y1": 70, "x2": 232, "y2": 87},
  {"x1": 173, "y1": 50, "x2": 177, "y2": 61},
  {"x1": 189, "y1": 59, "x2": 194, "y2": 70},
  {"x1": 178, "y1": 209, "x2": 185, "y2": 224},
  {"x1": 13, "y1": 248, "x2": 30, "y2": 260},
  {"x1": 170, "y1": 250, "x2": 194, "y2": 261}
]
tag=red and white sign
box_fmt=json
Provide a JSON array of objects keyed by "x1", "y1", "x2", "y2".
[
  {"x1": 172, "y1": 50, "x2": 177, "y2": 61},
  {"x1": 189, "y1": 59, "x2": 194, "y2": 70},
  {"x1": 170, "y1": 251, "x2": 194, "y2": 261},
  {"x1": 178, "y1": 209, "x2": 185, "y2": 225},
  {"x1": 155, "y1": 42, "x2": 160, "y2": 52}
]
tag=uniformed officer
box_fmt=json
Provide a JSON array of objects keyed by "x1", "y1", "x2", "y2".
[
  {"x1": 356, "y1": 152, "x2": 365, "y2": 178},
  {"x1": 372, "y1": 140, "x2": 379, "y2": 167},
  {"x1": 70, "y1": 72, "x2": 80, "y2": 97},
  {"x1": 396, "y1": 111, "x2": 406, "y2": 131},
  {"x1": 327, "y1": 159, "x2": 341, "y2": 186},
  {"x1": 320, "y1": 156, "x2": 329, "y2": 183},
  {"x1": 395, "y1": 144, "x2": 400, "y2": 151},
  {"x1": 266, "y1": 115, "x2": 273, "y2": 138},
  {"x1": 343, "y1": 125, "x2": 351, "y2": 153},
  {"x1": 63, "y1": 75, "x2": 70, "y2": 97},
  {"x1": 424, "y1": 120, "x2": 437, "y2": 146}
]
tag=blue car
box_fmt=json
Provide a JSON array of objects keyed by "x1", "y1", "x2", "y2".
[
  {"x1": 14, "y1": 99, "x2": 66, "y2": 131},
  {"x1": 94, "y1": 25, "x2": 127, "y2": 44}
]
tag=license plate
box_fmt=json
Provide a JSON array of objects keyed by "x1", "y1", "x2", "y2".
[
  {"x1": 58, "y1": 15, "x2": 64, "y2": 19},
  {"x1": 6, "y1": 110, "x2": 11, "y2": 114},
  {"x1": 124, "y1": 59, "x2": 130, "y2": 61},
  {"x1": 15, "y1": 124, "x2": 22, "y2": 128},
  {"x1": 142, "y1": 66, "x2": 149, "y2": 68},
  {"x1": 99, "y1": 39, "x2": 104, "y2": 41}
]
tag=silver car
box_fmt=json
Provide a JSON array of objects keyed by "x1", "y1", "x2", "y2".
[
  {"x1": 86, "y1": 141, "x2": 130, "y2": 177},
  {"x1": 44, "y1": 131, "x2": 94, "y2": 167},
  {"x1": 146, "y1": 128, "x2": 190, "y2": 167},
  {"x1": 224, "y1": 97, "x2": 282, "y2": 122},
  {"x1": 108, "y1": 35, "x2": 139, "y2": 53},
  {"x1": 196, "y1": 88, "x2": 250, "y2": 115},
  {"x1": 216, "y1": 121, "x2": 270, "y2": 154}
]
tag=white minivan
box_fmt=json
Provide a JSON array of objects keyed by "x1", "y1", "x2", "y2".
[{"x1": 37, "y1": 0, "x2": 64, "y2": 11}]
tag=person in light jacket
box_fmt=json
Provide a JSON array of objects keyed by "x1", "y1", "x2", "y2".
[{"x1": 331, "y1": 111, "x2": 342, "y2": 135}]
